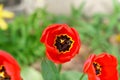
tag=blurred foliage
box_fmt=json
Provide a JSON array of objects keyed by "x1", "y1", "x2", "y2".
[
  {"x1": 0, "y1": 8, "x2": 51, "y2": 65},
  {"x1": 21, "y1": 66, "x2": 43, "y2": 80},
  {"x1": 61, "y1": 71, "x2": 87, "y2": 80},
  {"x1": 0, "y1": 0, "x2": 120, "y2": 79}
]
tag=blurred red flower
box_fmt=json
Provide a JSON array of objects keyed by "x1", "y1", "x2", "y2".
[
  {"x1": 40, "y1": 24, "x2": 81, "y2": 63},
  {"x1": 0, "y1": 50, "x2": 22, "y2": 80},
  {"x1": 83, "y1": 53, "x2": 118, "y2": 80}
]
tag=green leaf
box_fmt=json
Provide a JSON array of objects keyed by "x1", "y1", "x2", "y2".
[
  {"x1": 61, "y1": 71, "x2": 87, "y2": 80},
  {"x1": 113, "y1": 0, "x2": 120, "y2": 14},
  {"x1": 21, "y1": 66, "x2": 43, "y2": 80},
  {"x1": 41, "y1": 58, "x2": 60, "y2": 80}
]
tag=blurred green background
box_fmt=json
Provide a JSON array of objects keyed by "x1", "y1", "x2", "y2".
[{"x1": 0, "y1": 0, "x2": 120, "y2": 80}]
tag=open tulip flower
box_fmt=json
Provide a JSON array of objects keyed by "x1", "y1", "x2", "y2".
[
  {"x1": 0, "y1": 50, "x2": 22, "y2": 80},
  {"x1": 83, "y1": 53, "x2": 118, "y2": 80},
  {"x1": 40, "y1": 24, "x2": 81, "y2": 63}
]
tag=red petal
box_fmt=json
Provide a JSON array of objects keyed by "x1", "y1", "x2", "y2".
[
  {"x1": 83, "y1": 54, "x2": 96, "y2": 73},
  {"x1": 0, "y1": 50, "x2": 21, "y2": 80},
  {"x1": 45, "y1": 24, "x2": 76, "y2": 47},
  {"x1": 52, "y1": 27, "x2": 81, "y2": 60},
  {"x1": 95, "y1": 53, "x2": 118, "y2": 80},
  {"x1": 40, "y1": 24, "x2": 62, "y2": 43},
  {"x1": 83, "y1": 54, "x2": 99, "y2": 80},
  {"x1": 83, "y1": 53, "x2": 118, "y2": 80},
  {"x1": 99, "y1": 66, "x2": 118, "y2": 80},
  {"x1": 40, "y1": 24, "x2": 81, "y2": 63},
  {"x1": 95, "y1": 53, "x2": 117, "y2": 66},
  {"x1": 45, "y1": 44, "x2": 70, "y2": 63}
]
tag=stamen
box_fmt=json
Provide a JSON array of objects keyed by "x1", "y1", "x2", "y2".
[
  {"x1": 54, "y1": 34, "x2": 74, "y2": 53},
  {"x1": 60, "y1": 39, "x2": 64, "y2": 44},
  {"x1": 0, "y1": 65, "x2": 11, "y2": 80},
  {"x1": 93, "y1": 62, "x2": 102, "y2": 76}
]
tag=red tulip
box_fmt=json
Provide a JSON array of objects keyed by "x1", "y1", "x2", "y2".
[
  {"x1": 40, "y1": 24, "x2": 81, "y2": 63},
  {"x1": 83, "y1": 53, "x2": 118, "y2": 80},
  {"x1": 0, "y1": 50, "x2": 22, "y2": 80}
]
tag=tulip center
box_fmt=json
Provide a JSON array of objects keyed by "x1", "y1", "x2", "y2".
[
  {"x1": 54, "y1": 34, "x2": 74, "y2": 53},
  {"x1": 93, "y1": 62, "x2": 102, "y2": 76},
  {"x1": 0, "y1": 65, "x2": 11, "y2": 80}
]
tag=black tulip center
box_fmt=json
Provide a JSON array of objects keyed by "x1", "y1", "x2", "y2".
[
  {"x1": 54, "y1": 34, "x2": 74, "y2": 53},
  {"x1": 0, "y1": 65, "x2": 11, "y2": 80},
  {"x1": 93, "y1": 62, "x2": 102, "y2": 76}
]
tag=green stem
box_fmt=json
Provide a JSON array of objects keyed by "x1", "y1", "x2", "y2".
[
  {"x1": 58, "y1": 64, "x2": 62, "y2": 80},
  {"x1": 79, "y1": 73, "x2": 85, "y2": 80},
  {"x1": 58, "y1": 64, "x2": 62, "y2": 73}
]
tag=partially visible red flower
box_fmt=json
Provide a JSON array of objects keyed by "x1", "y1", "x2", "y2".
[
  {"x1": 40, "y1": 24, "x2": 81, "y2": 63},
  {"x1": 0, "y1": 50, "x2": 22, "y2": 80},
  {"x1": 83, "y1": 53, "x2": 118, "y2": 80}
]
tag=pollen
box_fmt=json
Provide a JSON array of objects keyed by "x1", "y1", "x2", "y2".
[
  {"x1": 93, "y1": 62, "x2": 102, "y2": 76},
  {"x1": 54, "y1": 34, "x2": 74, "y2": 53},
  {"x1": 60, "y1": 39, "x2": 64, "y2": 44},
  {"x1": 0, "y1": 65, "x2": 11, "y2": 80}
]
